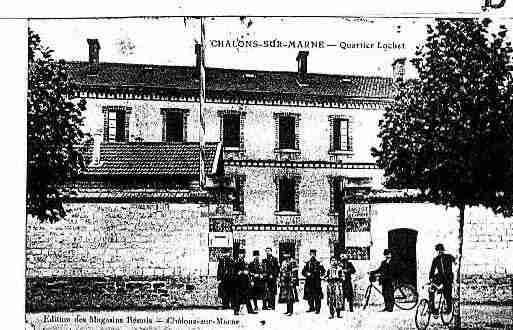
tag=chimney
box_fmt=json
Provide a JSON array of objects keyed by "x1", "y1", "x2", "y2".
[
  {"x1": 296, "y1": 51, "x2": 309, "y2": 80},
  {"x1": 195, "y1": 43, "x2": 202, "y2": 79},
  {"x1": 392, "y1": 57, "x2": 406, "y2": 82},
  {"x1": 87, "y1": 39, "x2": 100, "y2": 64}
]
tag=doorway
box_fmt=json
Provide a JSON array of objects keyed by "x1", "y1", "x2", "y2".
[
  {"x1": 388, "y1": 228, "x2": 418, "y2": 287},
  {"x1": 279, "y1": 242, "x2": 296, "y2": 265}
]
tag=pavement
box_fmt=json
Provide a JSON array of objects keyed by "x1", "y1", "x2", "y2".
[{"x1": 25, "y1": 303, "x2": 512, "y2": 330}]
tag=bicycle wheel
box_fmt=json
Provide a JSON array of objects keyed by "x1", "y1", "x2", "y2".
[
  {"x1": 415, "y1": 299, "x2": 431, "y2": 330},
  {"x1": 440, "y1": 299, "x2": 454, "y2": 325},
  {"x1": 394, "y1": 283, "x2": 419, "y2": 310},
  {"x1": 362, "y1": 285, "x2": 372, "y2": 310}
]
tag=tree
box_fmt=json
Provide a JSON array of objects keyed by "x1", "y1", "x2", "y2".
[
  {"x1": 27, "y1": 28, "x2": 86, "y2": 223},
  {"x1": 372, "y1": 18, "x2": 513, "y2": 329}
]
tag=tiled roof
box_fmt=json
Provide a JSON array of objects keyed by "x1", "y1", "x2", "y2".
[
  {"x1": 66, "y1": 62, "x2": 395, "y2": 99},
  {"x1": 83, "y1": 142, "x2": 219, "y2": 177}
]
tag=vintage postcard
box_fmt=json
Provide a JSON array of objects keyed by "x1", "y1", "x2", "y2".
[{"x1": 24, "y1": 5, "x2": 513, "y2": 330}]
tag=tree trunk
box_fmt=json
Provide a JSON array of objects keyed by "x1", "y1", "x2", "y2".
[{"x1": 454, "y1": 205, "x2": 465, "y2": 329}]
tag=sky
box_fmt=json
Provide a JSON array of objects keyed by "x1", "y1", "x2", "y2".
[{"x1": 29, "y1": 16, "x2": 513, "y2": 78}]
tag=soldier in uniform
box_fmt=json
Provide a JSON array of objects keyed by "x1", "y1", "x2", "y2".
[
  {"x1": 278, "y1": 252, "x2": 299, "y2": 316},
  {"x1": 232, "y1": 249, "x2": 257, "y2": 315},
  {"x1": 262, "y1": 247, "x2": 280, "y2": 310},
  {"x1": 302, "y1": 249, "x2": 326, "y2": 314},
  {"x1": 248, "y1": 250, "x2": 265, "y2": 311},
  {"x1": 217, "y1": 250, "x2": 233, "y2": 309},
  {"x1": 339, "y1": 253, "x2": 356, "y2": 312}
]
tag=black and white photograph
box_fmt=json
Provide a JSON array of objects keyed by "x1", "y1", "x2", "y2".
[{"x1": 12, "y1": 1, "x2": 513, "y2": 329}]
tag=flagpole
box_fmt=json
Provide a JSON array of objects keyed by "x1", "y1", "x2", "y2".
[{"x1": 199, "y1": 17, "x2": 206, "y2": 189}]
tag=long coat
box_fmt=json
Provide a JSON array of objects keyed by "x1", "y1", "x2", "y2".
[
  {"x1": 217, "y1": 255, "x2": 234, "y2": 300},
  {"x1": 262, "y1": 255, "x2": 280, "y2": 298},
  {"x1": 326, "y1": 265, "x2": 344, "y2": 309},
  {"x1": 248, "y1": 259, "x2": 265, "y2": 299},
  {"x1": 232, "y1": 258, "x2": 250, "y2": 305},
  {"x1": 302, "y1": 258, "x2": 326, "y2": 300},
  {"x1": 339, "y1": 260, "x2": 356, "y2": 298},
  {"x1": 278, "y1": 259, "x2": 299, "y2": 304}
]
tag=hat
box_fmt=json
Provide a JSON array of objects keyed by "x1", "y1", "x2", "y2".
[
  {"x1": 339, "y1": 253, "x2": 348, "y2": 260},
  {"x1": 238, "y1": 249, "x2": 246, "y2": 255},
  {"x1": 435, "y1": 243, "x2": 445, "y2": 251},
  {"x1": 253, "y1": 250, "x2": 260, "y2": 256},
  {"x1": 265, "y1": 247, "x2": 272, "y2": 251},
  {"x1": 383, "y1": 249, "x2": 392, "y2": 256},
  {"x1": 310, "y1": 249, "x2": 317, "y2": 254}
]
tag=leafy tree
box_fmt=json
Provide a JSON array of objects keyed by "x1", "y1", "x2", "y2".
[
  {"x1": 27, "y1": 28, "x2": 86, "y2": 223},
  {"x1": 372, "y1": 18, "x2": 513, "y2": 329}
]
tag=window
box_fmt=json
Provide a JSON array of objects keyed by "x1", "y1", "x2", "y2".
[
  {"x1": 232, "y1": 175, "x2": 245, "y2": 213},
  {"x1": 103, "y1": 106, "x2": 130, "y2": 142},
  {"x1": 223, "y1": 114, "x2": 241, "y2": 148},
  {"x1": 333, "y1": 118, "x2": 349, "y2": 151},
  {"x1": 162, "y1": 109, "x2": 188, "y2": 142},
  {"x1": 279, "y1": 116, "x2": 296, "y2": 149},
  {"x1": 278, "y1": 177, "x2": 297, "y2": 212},
  {"x1": 330, "y1": 176, "x2": 344, "y2": 214}
]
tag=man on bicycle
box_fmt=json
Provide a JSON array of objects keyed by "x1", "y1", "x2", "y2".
[{"x1": 428, "y1": 243, "x2": 456, "y2": 314}]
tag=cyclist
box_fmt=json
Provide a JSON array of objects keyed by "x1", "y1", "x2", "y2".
[
  {"x1": 428, "y1": 243, "x2": 456, "y2": 314},
  {"x1": 369, "y1": 249, "x2": 398, "y2": 312}
]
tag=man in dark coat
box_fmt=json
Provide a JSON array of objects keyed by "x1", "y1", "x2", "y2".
[
  {"x1": 232, "y1": 249, "x2": 257, "y2": 315},
  {"x1": 370, "y1": 249, "x2": 398, "y2": 312},
  {"x1": 302, "y1": 249, "x2": 326, "y2": 314},
  {"x1": 339, "y1": 253, "x2": 356, "y2": 312},
  {"x1": 428, "y1": 243, "x2": 456, "y2": 313},
  {"x1": 262, "y1": 247, "x2": 280, "y2": 310},
  {"x1": 217, "y1": 250, "x2": 233, "y2": 309},
  {"x1": 278, "y1": 252, "x2": 299, "y2": 316},
  {"x1": 248, "y1": 250, "x2": 265, "y2": 311}
]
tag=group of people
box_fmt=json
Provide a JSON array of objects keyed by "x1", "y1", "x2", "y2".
[
  {"x1": 217, "y1": 247, "x2": 356, "y2": 318},
  {"x1": 217, "y1": 243, "x2": 456, "y2": 317}
]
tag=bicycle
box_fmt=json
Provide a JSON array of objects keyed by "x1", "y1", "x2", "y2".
[
  {"x1": 415, "y1": 282, "x2": 454, "y2": 330},
  {"x1": 362, "y1": 274, "x2": 418, "y2": 310}
]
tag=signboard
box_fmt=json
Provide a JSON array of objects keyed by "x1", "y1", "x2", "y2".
[
  {"x1": 346, "y1": 203, "x2": 370, "y2": 219},
  {"x1": 209, "y1": 217, "x2": 232, "y2": 232},
  {"x1": 208, "y1": 232, "x2": 233, "y2": 247}
]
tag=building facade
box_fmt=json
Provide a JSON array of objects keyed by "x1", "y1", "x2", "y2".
[{"x1": 25, "y1": 39, "x2": 513, "y2": 310}]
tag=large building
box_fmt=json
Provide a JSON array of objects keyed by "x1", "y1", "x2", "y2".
[{"x1": 26, "y1": 39, "x2": 512, "y2": 310}]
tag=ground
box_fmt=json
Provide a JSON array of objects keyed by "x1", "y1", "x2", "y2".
[{"x1": 25, "y1": 303, "x2": 512, "y2": 330}]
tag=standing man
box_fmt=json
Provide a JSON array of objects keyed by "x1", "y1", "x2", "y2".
[
  {"x1": 248, "y1": 250, "x2": 265, "y2": 311},
  {"x1": 302, "y1": 249, "x2": 326, "y2": 314},
  {"x1": 428, "y1": 243, "x2": 456, "y2": 314},
  {"x1": 369, "y1": 249, "x2": 397, "y2": 312},
  {"x1": 232, "y1": 249, "x2": 257, "y2": 315},
  {"x1": 339, "y1": 253, "x2": 356, "y2": 312},
  {"x1": 278, "y1": 252, "x2": 299, "y2": 316},
  {"x1": 217, "y1": 250, "x2": 233, "y2": 309},
  {"x1": 262, "y1": 247, "x2": 280, "y2": 310}
]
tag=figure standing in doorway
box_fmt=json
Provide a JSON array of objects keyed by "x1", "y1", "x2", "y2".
[{"x1": 278, "y1": 252, "x2": 299, "y2": 316}]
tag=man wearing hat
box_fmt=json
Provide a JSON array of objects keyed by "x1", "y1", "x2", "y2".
[
  {"x1": 248, "y1": 250, "x2": 265, "y2": 311},
  {"x1": 278, "y1": 252, "x2": 299, "y2": 316},
  {"x1": 302, "y1": 249, "x2": 326, "y2": 314},
  {"x1": 217, "y1": 250, "x2": 234, "y2": 309},
  {"x1": 369, "y1": 249, "x2": 398, "y2": 312},
  {"x1": 428, "y1": 243, "x2": 456, "y2": 314},
  {"x1": 262, "y1": 247, "x2": 280, "y2": 310},
  {"x1": 339, "y1": 253, "x2": 356, "y2": 312},
  {"x1": 232, "y1": 249, "x2": 257, "y2": 315}
]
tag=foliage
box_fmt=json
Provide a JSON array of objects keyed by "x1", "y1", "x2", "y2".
[
  {"x1": 27, "y1": 28, "x2": 86, "y2": 222},
  {"x1": 373, "y1": 18, "x2": 513, "y2": 216}
]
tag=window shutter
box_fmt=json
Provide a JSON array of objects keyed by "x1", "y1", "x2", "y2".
[{"x1": 279, "y1": 116, "x2": 295, "y2": 149}]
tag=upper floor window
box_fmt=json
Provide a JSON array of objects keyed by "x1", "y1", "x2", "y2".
[
  {"x1": 329, "y1": 115, "x2": 352, "y2": 153},
  {"x1": 232, "y1": 175, "x2": 245, "y2": 213},
  {"x1": 161, "y1": 109, "x2": 188, "y2": 142},
  {"x1": 223, "y1": 114, "x2": 241, "y2": 148},
  {"x1": 103, "y1": 106, "x2": 131, "y2": 142},
  {"x1": 276, "y1": 176, "x2": 299, "y2": 213},
  {"x1": 274, "y1": 113, "x2": 300, "y2": 152}
]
